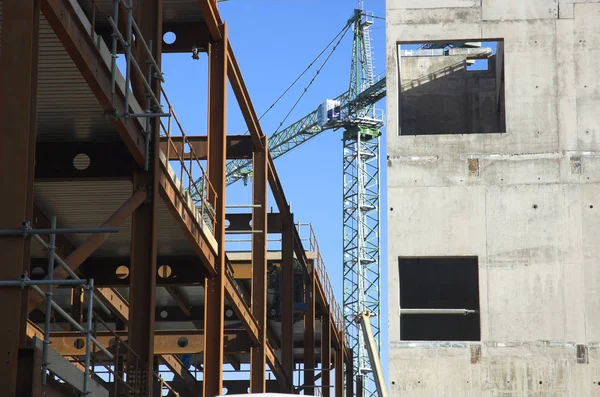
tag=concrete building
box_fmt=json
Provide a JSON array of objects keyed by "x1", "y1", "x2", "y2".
[{"x1": 386, "y1": 1, "x2": 600, "y2": 395}]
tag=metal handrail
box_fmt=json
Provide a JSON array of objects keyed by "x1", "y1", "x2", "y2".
[
  {"x1": 296, "y1": 223, "x2": 346, "y2": 345},
  {"x1": 159, "y1": 86, "x2": 218, "y2": 229}
]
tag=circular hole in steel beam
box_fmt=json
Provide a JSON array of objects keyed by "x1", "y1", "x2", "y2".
[
  {"x1": 163, "y1": 32, "x2": 176, "y2": 45},
  {"x1": 31, "y1": 267, "x2": 46, "y2": 277},
  {"x1": 115, "y1": 265, "x2": 130, "y2": 280},
  {"x1": 158, "y1": 265, "x2": 172, "y2": 279},
  {"x1": 160, "y1": 310, "x2": 168, "y2": 319},
  {"x1": 73, "y1": 338, "x2": 85, "y2": 349},
  {"x1": 177, "y1": 337, "x2": 189, "y2": 348},
  {"x1": 73, "y1": 153, "x2": 91, "y2": 171},
  {"x1": 224, "y1": 219, "x2": 230, "y2": 229}
]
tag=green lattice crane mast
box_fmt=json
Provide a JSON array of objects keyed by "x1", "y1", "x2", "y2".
[{"x1": 190, "y1": 9, "x2": 385, "y2": 397}]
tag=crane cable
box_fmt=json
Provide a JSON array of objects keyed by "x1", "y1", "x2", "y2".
[
  {"x1": 272, "y1": 23, "x2": 352, "y2": 135},
  {"x1": 252, "y1": 20, "x2": 354, "y2": 133}
]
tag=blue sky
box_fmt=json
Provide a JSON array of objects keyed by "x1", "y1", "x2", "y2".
[{"x1": 159, "y1": 0, "x2": 388, "y2": 382}]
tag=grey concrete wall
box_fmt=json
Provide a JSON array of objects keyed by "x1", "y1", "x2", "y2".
[{"x1": 386, "y1": 0, "x2": 600, "y2": 395}]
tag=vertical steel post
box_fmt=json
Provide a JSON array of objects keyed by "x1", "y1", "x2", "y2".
[
  {"x1": 16, "y1": 348, "x2": 42, "y2": 397},
  {"x1": 335, "y1": 348, "x2": 344, "y2": 397},
  {"x1": 322, "y1": 314, "x2": 332, "y2": 397},
  {"x1": 41, "y1": 217, "x2": 57, "y2": 386},
  {"x1": 203, "y1": 22, "x2": 228, "y2": 397},
  {"x1": 83, "y1": 280, "x2": 94, "y2": 395},
  {"x1": 127, "y1": 1, "x2": 162, "y2": 394},
  {"x1": 250, "y1": 136, "x2": 268, "y2": 393},
  {"x1": 110, "y1": 0, "x2": 119, "y2": 95},
  {"x1": 123, "y1": 0, "x2": 133, "y2": 115},
  {"x1": 281, "y1": 214, "x2": 295, "y2": 391},
  {"x1": 356, "y1": 375, "x2": 363, "y2": 397},
  {"x1": 304, "y1": 262, "x2": 316, "y2": 395},
  {"x1": 0, "y1": 0, "x2": 40, "y2": 394},
  {"x1": 346, "y1": 349, "x2": 354, "y2": 397}
]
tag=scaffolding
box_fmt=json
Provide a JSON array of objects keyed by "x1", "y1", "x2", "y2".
[{"x1": 0, "y1": 218, "x2": 179, "y2": 396}]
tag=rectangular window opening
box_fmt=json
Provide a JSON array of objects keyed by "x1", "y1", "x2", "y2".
[
  {"x1": 397, "y1": 40, "x2": 505, "y2": 135},
  {"x1": 399, "y1": 257, "x2": 480, "y2": 341}
]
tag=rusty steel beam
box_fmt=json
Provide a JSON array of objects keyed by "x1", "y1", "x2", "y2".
[
  {"x1": 129, "y1": 177, "x2": 159, "y2": 396},
  {"x1": 281, "y1": 214, "x2": 295, "y2": 392},
  {"x1": 250, "y1": 136, "x2": 268, "y2": 393},
  {"x1": 17, "y1": 348, "x2": 42, "y2": 397},
  {"x1": 0, "y1": 1, "x2": 40, "y2": 393},
  {"x1": 304, "y1": 266, "x2": 316, "y2": 396},
  {"x1": 32, "y1": 205, "x2": 77, "y2": 256},
  {"x1": 203, "y1": 21, "x2": 228, "y2": 397},
  {"x1": 226, "y1": 354, "x2": 241, "y2": 372},
  {"x1": 158, "y1": 165, "x2": 217, "y2": 274},
  {"x1": 165, "y1": 287, "x2": 192, "y2": 317},
  {"x1": 35, "y1": 142, "x2": 133, "y2": 181},
  {"x1": 40, "y1": 0, "x2": 147, "y2": 166},
  {"x1": 41, "y1": 329, "x2": 246, "y2": 355},
  {"x1": 127, "y1": 0, "x2": 164, "y2": 392},
  {"x1": 197, "y1": 0, "x2": 222, "y2": 41},
  {"x1": 224, "y1": 277, "x2": 259, "y2": 345},
  {"x1": 322, "y1": 314, "x2": 332, "y2": 397},
  {"x1": 74, "y1": 255, "x2": 229, "y2": 286},
  {"x1": 160, "y1": 355, "x2": 198, "y2": 395},
  {"x1": 97, "y1": 22, "x2": 210, "y2": 54},
  {"x1": 225, "y1": 212, "x2": 284, "y2": 234},
  {"x1": 346, "y1": 349, "x2": 354, "y2": 397},
  {"x1": 159, "y1": 135, "x2": 253, "y2": 161},
  {"x1": 26, "y1": 190, "x2": 148, "y2": 313},
  {"x1": 336, "y1": 348, "x2": 344, "y2": 397}
]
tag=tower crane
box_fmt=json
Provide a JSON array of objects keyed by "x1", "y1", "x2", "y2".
[{"x1": 192, "y1": 8, "x2": 386, "y2": 397}]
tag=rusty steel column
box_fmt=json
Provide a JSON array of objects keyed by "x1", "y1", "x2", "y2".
[
  {"x1": 16, "y1": 348, "x2": 42, "y2": 397},
  {"x1": 322, "y1": 314, "x2": 332, "y2": 397},
  {"x1": 304, "y1": 262, "x2": 316, "y2": 395},
  {"x1": 128, "y1": 1, "x2": 163, "y2": 394},
  {"x1": 0, "y1": 0, "x2": 40, "y2": 394},
  {"x1": 335, "y1": 348, "x2": 344, "y2": 397},
  {"x1": 281, "y1": 214, "x2": 295, "y2": 391},
  {"x1": 203, "y1": 22, "x2": 228, "y2": 397},
  {"x1": 250, "y1": 136, "x2": 268, "y2": 393},
  {"x1": 346, "y1": 349, "x2": 354, "y2": 397}
]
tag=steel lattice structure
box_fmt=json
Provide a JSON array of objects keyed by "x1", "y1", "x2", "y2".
[{"x1": 343, "y1": 9, "x2": 383, "y2": 397}]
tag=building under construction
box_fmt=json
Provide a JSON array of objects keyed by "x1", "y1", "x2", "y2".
[
  {"x1": 387, "y1": 0, "x2": 600, "y2": 395},
  {"x1": 0, "y1": 0, "x2": 353, "y2": 396}
]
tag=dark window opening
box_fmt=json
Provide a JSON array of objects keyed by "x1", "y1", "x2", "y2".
[
  {"x1": 397, "y1": 40, "x2": 505, "y2": 135},
  {"x1": 399, "y1": 257, "x2": 480, "y2": 341}
]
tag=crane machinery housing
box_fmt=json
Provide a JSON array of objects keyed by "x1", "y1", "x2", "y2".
[{"x1": 192, "y1": 8, "x2": 386, "y2": 397}]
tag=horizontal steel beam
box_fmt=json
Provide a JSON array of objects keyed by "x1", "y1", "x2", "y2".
[
  {"x1": 40, "y1": 329, "x2": 248, "y2": 355},
  {"x1": 73, "y1": 256, "x2": 247, "y2": 285},
  {"x1": 225, "y1": 212, "x2": 283, "y2": 234},
  {"x1": 160, "y1": 135, "x2": 253, "y2": 161},
  {"x1": 35, "y1": 142, "x2": 133, "y2": 181}
]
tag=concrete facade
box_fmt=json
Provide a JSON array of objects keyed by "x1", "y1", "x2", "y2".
[{"x1": 386, "y1": 0, "x2": 600, "y2": 395}]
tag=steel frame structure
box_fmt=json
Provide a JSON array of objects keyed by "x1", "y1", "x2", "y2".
[{"x1": 0, "y1": 0, "x2": 352, "y2": 396}]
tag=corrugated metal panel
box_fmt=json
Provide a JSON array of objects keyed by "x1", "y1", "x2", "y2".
[
  {"x1": 80, "y1": 0, "x2": 207, "y2": 26},
  {"x1": 34, "y1": 180, "x2": 201, "y2": 257},
  {"x1": 37, "y1": 14, "x2": 119, "y2": 142}
]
